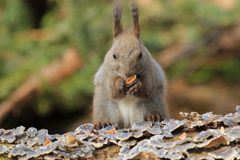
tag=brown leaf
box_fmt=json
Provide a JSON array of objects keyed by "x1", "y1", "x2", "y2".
[
  {"x1": 43, "y1": 138, "x2": 52, "y2": 146},
  {"x1": 197, "y1": 135, "x2": 229, "y2": 148},
  {"x1": 179, "y1": 132, "x2": 187, "y2": 140},
  {"x1": 66, "y1": 135, "x2": 77, "y2": 144},
  {"x1": 106, "y1": 129, "x2": 118, "y2": 134},
  {"x1": 87, "y1": 156, "x2": 94, "y2": 160},
  {"x1": 94, "y1": 132, "x2": 100, "y2": 137}
]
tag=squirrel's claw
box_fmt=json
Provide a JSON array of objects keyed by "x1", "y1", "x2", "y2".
[
  {"x1": 92, "y1": 122, "x2": 112, "y2": 131},
  {"x1": 126, "y1": 78, "x2": 138, "y2": 88},
  {"x1": 127, "y1": 79, "x2": 141, "y2": 95},
  {"x1": 145, "y1": 113, "x2": 164, "y2": 122},
  {"x1": 127, "y1": 85, "x2": 138, "y2": 95}
]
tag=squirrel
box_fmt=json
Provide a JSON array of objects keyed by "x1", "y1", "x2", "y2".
[{"x1": 92, "y1": 1, "x2": 169, "y2": 129}]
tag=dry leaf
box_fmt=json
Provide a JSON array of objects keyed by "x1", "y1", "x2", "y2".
[
  {"x1": 87, "y1": 156, "x2": 94, "y2": 160},
  {"x1": 66, "y1": 135, "x2": 76, "y2": 144},
  {"x1": 106, "y1": 129, "x2": 118, "y2": 134},
  {"x1": 43, "y1": 138, "x2": 52, "y2": 146},
  {"x1": 94, "y1": 132, "x2": 100, "y2": 137},
  {"x1": 179, "y1": 132, "x2": 187, "y2": 140},
  {"x1": 143, "y1": 123, "x2": 152, "y2": 128},
  {"x1": 197, "y1": 135, "x2": 229, "y2": 148},
  {"x1": 220, "y1": 126, "x2": 225, "y2": 134}
]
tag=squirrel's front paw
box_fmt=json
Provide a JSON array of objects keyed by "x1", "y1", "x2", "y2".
[
  {"x1": 126, "y1": 78, "x2": 141, "y2": 95},
  {"x1": 115, "y1": 78, "x2": 128, "y2": 92}
]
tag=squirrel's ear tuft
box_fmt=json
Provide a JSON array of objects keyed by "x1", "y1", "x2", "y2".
[
  {"x1": 130, "y1": 0, "x2": 140, "y2": 39},
  {"x1": 113, "y1": 1, "x2": 123, "y2": 38}
]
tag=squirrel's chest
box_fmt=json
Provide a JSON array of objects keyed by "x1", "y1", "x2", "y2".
[{"x1": 117, "y1": 96, "x2": 144, "y2": 127}]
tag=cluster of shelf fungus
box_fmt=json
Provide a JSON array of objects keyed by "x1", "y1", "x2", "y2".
[{"x1": 1, "y1": 106, "x2": 240, "y2": 160}]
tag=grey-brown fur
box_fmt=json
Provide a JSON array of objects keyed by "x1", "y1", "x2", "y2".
[
  {"x1": 92, "y1": 1, "x2": 169, "y2": 128},
  {"x1": 113, "y1": 1, "x2": 122, "y2": 38}
]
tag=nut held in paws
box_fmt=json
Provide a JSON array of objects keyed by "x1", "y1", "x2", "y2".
[{"x1": 125, "y1": 75, "x2": 137, "y2": 84}]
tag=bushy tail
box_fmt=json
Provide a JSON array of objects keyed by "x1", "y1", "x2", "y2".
[
  {"x1": 113, "y1": 0, "x2": 123, "y2": 38},
  {"x1": 130, "y1": 0, "x2": 140, "y2": 39}
]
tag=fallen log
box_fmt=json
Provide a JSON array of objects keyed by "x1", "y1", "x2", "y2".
[{"x1": 0, "y1": 106, "x2": 240, "y2": 159}]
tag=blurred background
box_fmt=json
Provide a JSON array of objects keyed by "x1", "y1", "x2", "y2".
[{"x1": 0, "y1": 0, "x2": 239, "y2": 134}]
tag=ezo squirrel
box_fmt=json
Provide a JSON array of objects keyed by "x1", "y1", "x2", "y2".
[{"x1": 92, "y1": 1, "x2": 169, "y2": 129}]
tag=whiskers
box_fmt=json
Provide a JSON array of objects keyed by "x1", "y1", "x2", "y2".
[
  {"x1": 114, "y1": 71, "x2": 127, "y2": 79},
  {"x1": 137, "y1": 66, "x2": 147, "y2": 76},
  {"x1": 114, "y1": 66, "x2": 146, "y2": 79}
]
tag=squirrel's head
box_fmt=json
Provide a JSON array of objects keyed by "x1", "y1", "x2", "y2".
[{"x1": 106, "y1": 0, "x2": 151, "y2": 79}]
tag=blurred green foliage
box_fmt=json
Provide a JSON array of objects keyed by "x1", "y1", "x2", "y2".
[
  {"x1": 188, "y1": 58, "x2": 240, "y2": 83},
  {"x1": 0, "y1": 0, "x2": 240, "y2": 118}
]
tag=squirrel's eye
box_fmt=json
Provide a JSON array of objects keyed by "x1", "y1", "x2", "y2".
[
  {"x1": 138, "y1": 52, "x2": 142, "y2": 59},
  {"x1": 113, "y1": 53, "x2": 117, "y2": 59}
]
